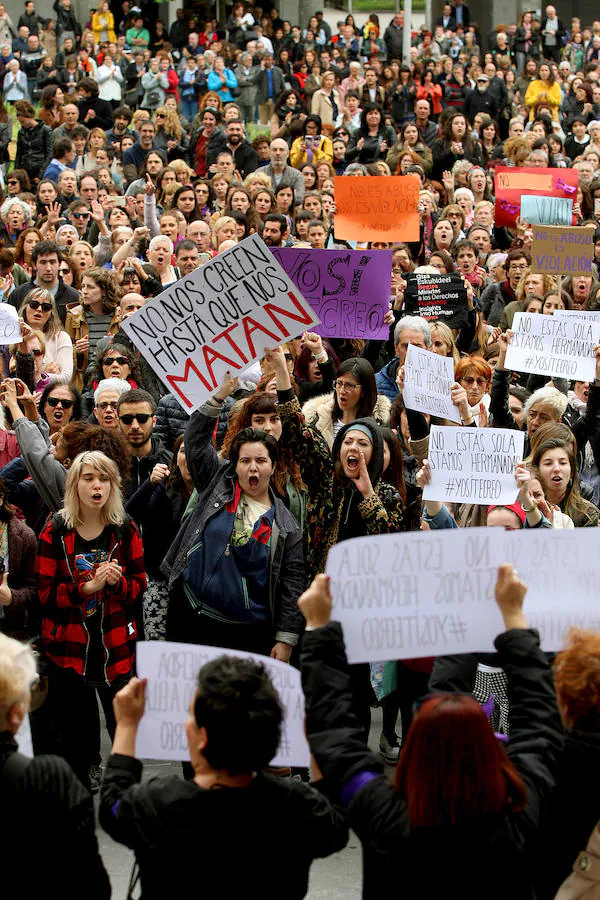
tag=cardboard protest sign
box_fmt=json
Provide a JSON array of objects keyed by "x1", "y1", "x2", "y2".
[
  {"x1": 0, "y1": 303, "x2": 21, "y2": 344},
  {"x1": 325, "y1": 527, "x2": 600, "y2": 663},
  {"x1": 505, "y1": 312, "x2": 600, "y2": 381},
  {"x1": 494, "y1": 166, "x2": 578, "y2": 227},
  {"x1": 136, "y1": 641, "x2": 310, "y2": 766},
  {"x1": 403, "y1": 344, "x2": 459, "y2": 422},
  {"x1": 333, "y1": 175, "x2": 420, "y2": 242},
  {"x1": 122, "y1": 234, "x2": 319, "y2": 412},
  {"x1": 520, "y1": 195, "x2": 572, "y2": 226},
  {"x1": 530, "y1": 224, "x2": 594, "y2": 275},
  {"x1": 423, "y1": 425, "x2": 525, "y2": 506},
  {"x1": 271, "y1": 247, "x2": 391, "y2": 340},
  {"x1": 404, "y1": 272, "x2": 469, "y2": 329}
]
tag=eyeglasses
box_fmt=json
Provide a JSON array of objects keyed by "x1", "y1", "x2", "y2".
[
  {"x1": 119, "y1": 413, "x2": 152, "y2": 424},
  {"x1": 102, "y1": 356, "x2": 128, "y2": 366},
  {"x1": 59, "y1": 267, "x2": 70, "y2": 276},
  {"x1": 334, "y1": 379, "x2": 360, "y2": 392},
  {"x1": 72, "y1": 211, "x2": 90, "y2": 219},
  {"x1": 7, "y1": 180, "x2": 17, "y2": 185},
  {"x1": 47, "y1": 396, "x2": 74, "y2": 408},
  {"x1": 28, "y1": 300, "x2": 53, "y2": 311},
  {"x1": 461, "y1": 376, "x2": 488, "y2": 386},
  {"x1": 97, "y1": 400, "x2": 118, "y2": 409},
  {"x1": 31, "y1": 348, "x2": 44, "y2": 357},
  {"x1": 156, "y1": 113, "x2": 166, "y2": 118}
]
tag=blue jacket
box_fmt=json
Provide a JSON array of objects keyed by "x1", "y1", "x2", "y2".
[
  {"x1": 375, "y1": 357, "x2": 400, "y2": 401},
  {"x1": 207, "y1": 67, "x2": 238, "y2": 103}
]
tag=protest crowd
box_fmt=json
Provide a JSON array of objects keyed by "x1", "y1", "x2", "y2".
[{"x1": 4, "y1": 0, "x2": 600, "y2": 897}]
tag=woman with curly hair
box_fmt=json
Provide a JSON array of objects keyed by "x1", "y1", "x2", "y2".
[
  {"x1": 431, "y1": 110, "x2": 483, "y2": 181},
  {"x1": 65, "y1": 267, "x2": 121, "y2": 392}
]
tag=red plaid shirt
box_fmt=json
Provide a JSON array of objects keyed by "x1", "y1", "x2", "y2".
[{"x1": 36, "y1": 517, "x2": 147, "y2": 683}]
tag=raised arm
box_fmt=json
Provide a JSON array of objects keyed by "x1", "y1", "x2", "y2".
[{"x1": 184, "y1": 373, "x2": 237, "y2": 494}]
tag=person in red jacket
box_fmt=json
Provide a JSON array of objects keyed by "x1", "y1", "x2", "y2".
[{"x1": 35, "y1": 449, "x2": 146, "y2": 789}]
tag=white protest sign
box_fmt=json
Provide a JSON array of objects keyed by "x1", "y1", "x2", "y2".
[
  {"x1": 16, "y1": 713, "x2": 33, "y2": 757},
  {"x1": 325, "y1": 527, "x2": 600, "y2": 663},
  {"x1": 423, "y1": 425, "x2": 525, "y2": 506},
  {"x1": 553, "y1": 309, "x2": 600, "y2": 322},
  {"x1": 0, "y1": 303, "x2": 21, "y2": 345},
  {"x1": 122, "y1": 234, "x2": 320, "y2": 413},
  {"x1": 403, "y1": 343, "x2": 459, "y2": 422},
  {"x1": 505, "y1": 312, "x2": 600, "y2": 381},
  {"x1": 136, "y1": 641, "x2": 309, "y2": 767}
]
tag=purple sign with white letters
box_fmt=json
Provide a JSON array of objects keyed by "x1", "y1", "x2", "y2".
[{"x1": 270, "y1": 248, "x2": 391, "y2": 340}]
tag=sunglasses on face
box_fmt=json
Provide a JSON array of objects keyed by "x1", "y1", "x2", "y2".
[
  {"x1": 47, "y1": 396, "x2": 74, "y2": 408},
  {"x1": 97, "y1": 400, "x2": 118, "y2": 409},
  {"x1": 31, "y1": 348, "x2": 44, "y2": 357},
  {"x1": 103, "y1": 356, "x2": 128, "y2": 366},
  {"x1": 59, "y1": 267, "x2": 70, "y2": 276},
  {"x1": 119, "y1": 413, "x2": 152, "y2": 424},
  {"x1": 28, "y1": 300, "x2": 53, "y2": 312},
  {"x1": 72, "y1": 211, "x2": 90, "y2": 219}
]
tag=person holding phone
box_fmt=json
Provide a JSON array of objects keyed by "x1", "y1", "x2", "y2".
[{"x1": 290, "y1": 115, "x2": 333, "y2": 168}]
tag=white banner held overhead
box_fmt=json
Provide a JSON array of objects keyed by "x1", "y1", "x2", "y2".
[
  {"x1": 505, "y1": 312, "x2": 600, "y2": 382},
  {"x1": 325, "y1": 527, "x2": 600, "y2": 663},
  {"x1": 423, "y1": 425, "x2": 525, "y2": 505},
  {"x1": 122, "y1": 234, "x2": 320, "y2": 413},
  {"x1": 135, "y1": 641, "x2": 310, "y2": 767},
  {"x1": 403, "y1": 343, "x2": 459, "y2": 422}
]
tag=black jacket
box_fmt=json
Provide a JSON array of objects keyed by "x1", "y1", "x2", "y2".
[
  {"x1": 77, "y1": 96, "x2": 114, "y2": 131},
  {"x1": 123, "y1": 436, "x2": 172, "y2": 500},
  {"x1": 100, "y1": 753, "x2": 347, "y2": 899},
  {"x1": 9, "y1": 278, "x2": 79, "y2": 325},
  {"x1": 302, "y1": 624, "x2": 563, "y2": 899},
  {"x1": 154, "y1": 392, "x2": 189, "y2": 451},
  {"x1": 205, "y1": 134, "x2": 259, "y2": 178},
  {"x1": 346, "y1": 126, "x2": 397, "y2": 164},
  {"x1": 14, "y1": 119, "x2": 53, "y2": 182},
  {"x1": 463, "y1": 87, "x2": 499, "y2": 123},
  {"x1": 2, "y1": 739, "x2": 110, "y2": 899},
  {"x1": 161, "y1": 400, "x2": 305, "y2": 643},
  {"x1": 533, "y1": 728, "x2": 600, "y2": 899}
]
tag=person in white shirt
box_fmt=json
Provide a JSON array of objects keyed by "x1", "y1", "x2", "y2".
[{"x1": 96, "y1": 55, "x2": 124, "y2": 103}]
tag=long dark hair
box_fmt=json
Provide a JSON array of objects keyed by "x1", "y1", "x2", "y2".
[
  {"x1": 379, "y1": 427, "x2": 407, "y2": 503},
  {"x1": 39, "y1": 383, "x2": 82, "y2": 426},
  {"x1": 357, "y1": 103, "x2": 384, "y2": 137},
  {"x1": 440, "y1": 111, "x2": 474, "y2": 152},
  {"x1": 332, "y1": 358, "x2": 378, "y2": 422}
]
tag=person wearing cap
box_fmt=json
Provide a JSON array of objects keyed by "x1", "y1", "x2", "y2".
[{"x1": 463, "y1": 73, "x2": 499, "y2": 124}]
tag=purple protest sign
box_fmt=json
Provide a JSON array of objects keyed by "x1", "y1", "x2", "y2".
[{"x1": 270, "y1": 248, "x2": 391, "y2": 340}]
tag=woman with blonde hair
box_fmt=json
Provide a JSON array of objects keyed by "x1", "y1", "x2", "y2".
[
  {"x1": 168, "y1": 158, "x2": 194, "y2": 184},
  {"x1": 154, "y1": 106, "x2": 188, "y2": 160},
  {"x1": 212, "y1": 216, "x2": 238, "y2": 252},
  {"x1": 35, "y1": 449, "x2": 146, "y2": 789},
  {"x1": 92, "y1": 1, "x2": 116, "y2": 43},
  {"x1": 18, "y1": 287, "x2": 73, "y2": 385},
  {"x1": 430, "y1": 321, "x2": 460, "y2": 365}
]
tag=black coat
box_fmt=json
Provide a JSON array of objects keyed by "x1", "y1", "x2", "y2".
[
  {"x1": 205, "y1": 134, "x2": 259, "y2": 178},
  {"x1": 77, "y1": 96, "x2": 114, "y2": 131},
  {"x1": 302, "y1": 624, "x2": 563, "y2": 899},
  {"x1": 14, "y1": 119, "x2": 53, "y2": 182},
  {"x1": 1, "y1": 738, "x2": 110, "y2": 899},
  {"x1": 463, "y1": 87, "x2": 499, "y2": 123},
  {"x1": 154, "y1": 392, "x2": 189, "y2": 451},
  {"x1": 99, "y1": 753, "x2": 347, "y2": 900}
]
